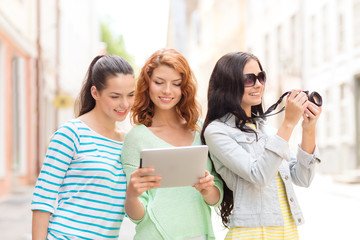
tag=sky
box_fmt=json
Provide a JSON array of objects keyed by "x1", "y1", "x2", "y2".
[{"x1": 96, "y1": 0, "x2": 170, "y2": 66}]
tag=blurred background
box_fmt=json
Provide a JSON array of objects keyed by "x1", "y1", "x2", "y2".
[{"x1": 1, "y1": 0, "x2": 360, "y2": 239}]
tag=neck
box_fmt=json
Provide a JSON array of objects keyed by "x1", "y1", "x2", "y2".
[
  {"x1": 84, "y1": 105, "x2": 117, "y2": 132},
  {"x1": 245, "y1": 107, "x2": 252, "y2": 118},
  {"x1": 151, "y1": 107, "x2": 183, "y2": 127}
]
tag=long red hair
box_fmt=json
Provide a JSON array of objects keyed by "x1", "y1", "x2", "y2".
[{"x1": 132, "y1": 48, "x2": 200, "y2": 131}]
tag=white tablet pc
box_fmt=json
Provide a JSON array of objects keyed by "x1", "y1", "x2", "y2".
[{"x1": 140, "y1": 145, "x2": 208, "y2": 188}]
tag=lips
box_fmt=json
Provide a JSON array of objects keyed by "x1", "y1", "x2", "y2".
[
  {"x1": 159, "y1": 96, "x2": 173, "y2": 103},
  {"x1": 249, "y1": 92, "x2": 260, "y2": 96},
  {"x1": 114, "y1": 109, "x2": 127, "y2": 116}
]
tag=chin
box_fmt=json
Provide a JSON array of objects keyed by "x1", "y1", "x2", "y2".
[
  {"x1": 115, "y1": 114, "x2": 128, "y2": 122},
  {"x1": 120, "y1": 115, "x2": 128, "y2": 121}
]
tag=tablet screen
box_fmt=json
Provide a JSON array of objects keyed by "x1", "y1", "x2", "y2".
[{"x1": 140, "y1": 145, "x2": 208, "y2": 188}]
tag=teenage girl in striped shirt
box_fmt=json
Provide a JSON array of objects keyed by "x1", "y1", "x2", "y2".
[
  {"x1": 201, "y1": 52, "x2": 322, "y2": 239},
  {"x1": 31, "y1": 55, "x2": 135, "y2": 240}
]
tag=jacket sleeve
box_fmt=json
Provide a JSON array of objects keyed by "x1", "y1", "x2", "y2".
[
  {"x1": 289, "y1": 145, "x2": 321, "y2": 187},
  {"x1": 122, "y1": 129, "x2": 150, "y2": 224},
  {"x1": 31, "y1": 121, "x2": 79, "y2": 213},
  {"x1": 204, "y1": 122, "x2": 290, "y2": 187}
]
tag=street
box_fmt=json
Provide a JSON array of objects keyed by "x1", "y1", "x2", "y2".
[{"x1": 0, "y1": 174, "x2": 359, "y2": 240}]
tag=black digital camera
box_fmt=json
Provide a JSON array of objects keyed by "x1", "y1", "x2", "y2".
[
  {"x1": 285, "y1": 90, "x2": 323, "y2": 107},
  {"x1": 255, "y1": 90, "x2": 323, "y2": 119}
]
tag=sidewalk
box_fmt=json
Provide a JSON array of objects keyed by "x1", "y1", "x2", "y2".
[
  {"x1": 0, "y1": 174, "x2": 359, "y2": 239},
  {"x1": 0, "y1": 186, "x2": 32, "y2": 240},
  {"x1": 295, "y1": 174, "x2": 360, "y2": 240}
]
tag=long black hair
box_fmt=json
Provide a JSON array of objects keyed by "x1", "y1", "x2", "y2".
[
  {"x1": 76, "y1": 55, "x2": 134, "y2": 117},
  {"x1": 200, "y1": 52, "x2": 264, "y2": 227}
]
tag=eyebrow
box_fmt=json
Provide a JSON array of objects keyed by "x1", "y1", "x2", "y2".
[
  {"x1": 109, "y1": 90, "x2": 135, "y2": 95},
  {"x1": 155, "y1": 76, "x2": 182, "y2": 82}
]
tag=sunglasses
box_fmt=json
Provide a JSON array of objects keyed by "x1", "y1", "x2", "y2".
[{"x1": 243, "y1": 71, "x2": 266, "y2": 87}]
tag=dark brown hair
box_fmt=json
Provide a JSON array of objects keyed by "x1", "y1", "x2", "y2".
[
  {"x1": 75, "y1": 55, "x2": 134, "y2": 117},
  {"x1": 201, "y1": 52, "x2": 264, "y2": 227}
]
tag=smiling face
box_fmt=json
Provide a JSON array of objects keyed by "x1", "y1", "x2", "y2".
[
  {"x1": 92, "y1": 74, "x2": 135, "y2": 122},
  {"x1": 241, "y1": 59, "x2": 264, "y2": 117},
  {"x1": 149, "y1": 65, "x2": 182, "y2": 113}
]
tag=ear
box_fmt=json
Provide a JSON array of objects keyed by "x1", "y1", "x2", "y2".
[{"x1": 90, "y1": 86, "x2": 100, "y2": 100}]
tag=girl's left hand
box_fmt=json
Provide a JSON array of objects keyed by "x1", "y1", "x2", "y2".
[
  {"x1": 193, "y1": 170, "x2": 215, "y2": 195},
  {"x1": 302, "y1": 102, "x2": 322, "y2": 132}
]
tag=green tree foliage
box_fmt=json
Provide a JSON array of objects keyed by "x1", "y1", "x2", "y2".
[{"x1": 101, "y1": 22, "x2": 136, "y2": 69}]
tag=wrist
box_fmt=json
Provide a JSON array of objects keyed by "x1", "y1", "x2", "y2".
[
  {"x1": 200, "y1": 188, "x2": 211, "y2": 198},
  {"x1": 282, "y1": 120, "x2": 296, "y2": 130},
  {"x1": 202, "y1": 186, "x2": 220, "y2": 205},
  {"x1": 125, "y1": 191, "x2": 140, "y2": 200},
  {"x1": 302, "y1": 127, "x2": 316, "y2": 135},
  {"x1": 277, "y1": 120, "x2": 296, "y2": 142}
]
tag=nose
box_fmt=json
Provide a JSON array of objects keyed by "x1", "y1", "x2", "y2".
[
  {"x1": 119, "y1": 97, "x2": 130, "y2": 109},
  {"x1": 162, "y1": 82, "x2": 171, "y2": 95},
  {"x1": 254, "y1": 79, "x2": 262, "y2": 87}
]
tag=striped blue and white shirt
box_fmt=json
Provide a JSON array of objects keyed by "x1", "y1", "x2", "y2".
[{"x1": 31, "y1": 119, "x2": 126, "y2": 240}]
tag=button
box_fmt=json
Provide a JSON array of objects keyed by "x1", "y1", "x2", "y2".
[
  {"x1": 290, "y1": 197, "x2": 294, "y2": 202},
  {"x1": 285, "y1": 175, "x2": 289, "y2": 180},
  {"x1": 246, "y1": 137, "x2": 250, "y2": 141},
  {"x1": 298, "y1": 218, "x2": 302, "y2": 223}
]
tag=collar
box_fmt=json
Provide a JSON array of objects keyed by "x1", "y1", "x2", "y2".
[{"x1": 220, "y1": 113, "x2": 265, "y2": 129}]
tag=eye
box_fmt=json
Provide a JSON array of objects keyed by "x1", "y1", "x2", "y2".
[
  {"x1": 154, "y1": 81, "x2": 163, "y2": 85},
  {"x1": 243, "y1": 74, "x2": 256, "y2": 87},
  {"x1": 173, "y1": 83, "x2": 181, "y2": 87}
]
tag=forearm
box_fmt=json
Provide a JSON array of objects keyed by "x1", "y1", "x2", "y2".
[
  {"x1": 277, "y1": 120, "x2": 295, "y2": 142},
  {"x1": 125, "y1": 196, "x2": 146, "y2": 221},
  {"x1": 201, "y1": 186, "x2": 220, "y2": 205},
  {"x1": 32, "y1": 210, "x2": 51, "y2": 240},
  {"x1": 301, "y1": 129, "x2": 316, "y2": 154}
]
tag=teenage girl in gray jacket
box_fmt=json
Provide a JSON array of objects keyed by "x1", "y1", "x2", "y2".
[{"x1": 201, "y1": 52, "x2": 322, "y2": 240}]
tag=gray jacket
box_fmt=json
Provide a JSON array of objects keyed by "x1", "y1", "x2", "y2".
[{"x1": 204, "y1": 114, "x2": 320, "y2": 228}]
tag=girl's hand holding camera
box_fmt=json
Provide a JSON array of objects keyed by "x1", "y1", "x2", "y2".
[
  {"x1": 284, "y1": 90, "x2": 310, "y2": 127},
  {"x1": 302, "y1": 102, "x2": 322, "y2": 133},
  {"x1": 278, "y1": 89, "x2": 319, "y2": 142},
  {"x1": 281, "y1": 89, "x2": 322, "y2": 154}
]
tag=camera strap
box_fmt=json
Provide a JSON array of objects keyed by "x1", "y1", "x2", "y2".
[{"x1": 253, "y1": 91, "x2": 289, "y2": 119}]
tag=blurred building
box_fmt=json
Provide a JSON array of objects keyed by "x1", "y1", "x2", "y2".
[
  {"x1": 167, "y1": 0, "x2": 246, "y2": 112},
  {"x1": 0, "y1": 0, "x2": 100, "y2": 198},
  {"x1": 0, "y1": 0, "x2": 37, "y2": 196},
  {"x1": 168, "y1": 0, "x2": 360, "y2": 179},
  {"x1": 245, "y1": 0, "x2": 360, "y2": 179}
]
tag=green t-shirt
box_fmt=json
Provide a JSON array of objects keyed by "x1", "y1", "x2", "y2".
[{"x1": 122, "y1": 124, "x2": 223, "y2": 240}]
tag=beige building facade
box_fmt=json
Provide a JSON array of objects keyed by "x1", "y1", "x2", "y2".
[
  {"x1": 0, "y1": 0, "x2": 100, "y2": 197},
  {"x1": 167, "y1": 0, "x2": 360, "y2": 177},
  {"x1": 245, "y1": 0, "x2": 360, "y2": 177},
  {"x1": 167, "y1": 0, "x2": 246, "y2": 113}
]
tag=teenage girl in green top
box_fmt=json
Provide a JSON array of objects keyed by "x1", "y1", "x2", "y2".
[{"x1": 121, "y1": 48, "x2": 223, "y2": 240}]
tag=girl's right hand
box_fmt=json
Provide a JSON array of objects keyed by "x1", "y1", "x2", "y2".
[
  {"x1": 126, "y1": 167, "x2": 162, "y2": 198},
  {"x1": 283, "y1": 90, "x2": 310, "y2": 127}
]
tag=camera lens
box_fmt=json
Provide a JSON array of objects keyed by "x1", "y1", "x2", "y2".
[{"x1": 309, "y1": 92, "x2": 322, "y2": 107}]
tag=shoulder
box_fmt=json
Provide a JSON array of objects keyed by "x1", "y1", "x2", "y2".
[
  {"x1": 50, "y1": 119, "x2": 81, "y2": 145},
  {"x1": 125, "y1": 124, "x2": 146, "y2": 137},
  {"x1": 204, "y1": 119, "x2": 230, "y2": 136},
  {"x1": 123, "y1": 124, "x2": 148, "y2": 145},
  {"x1": 54, "y1": 119, "x2": 81, "y2": 136}
]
